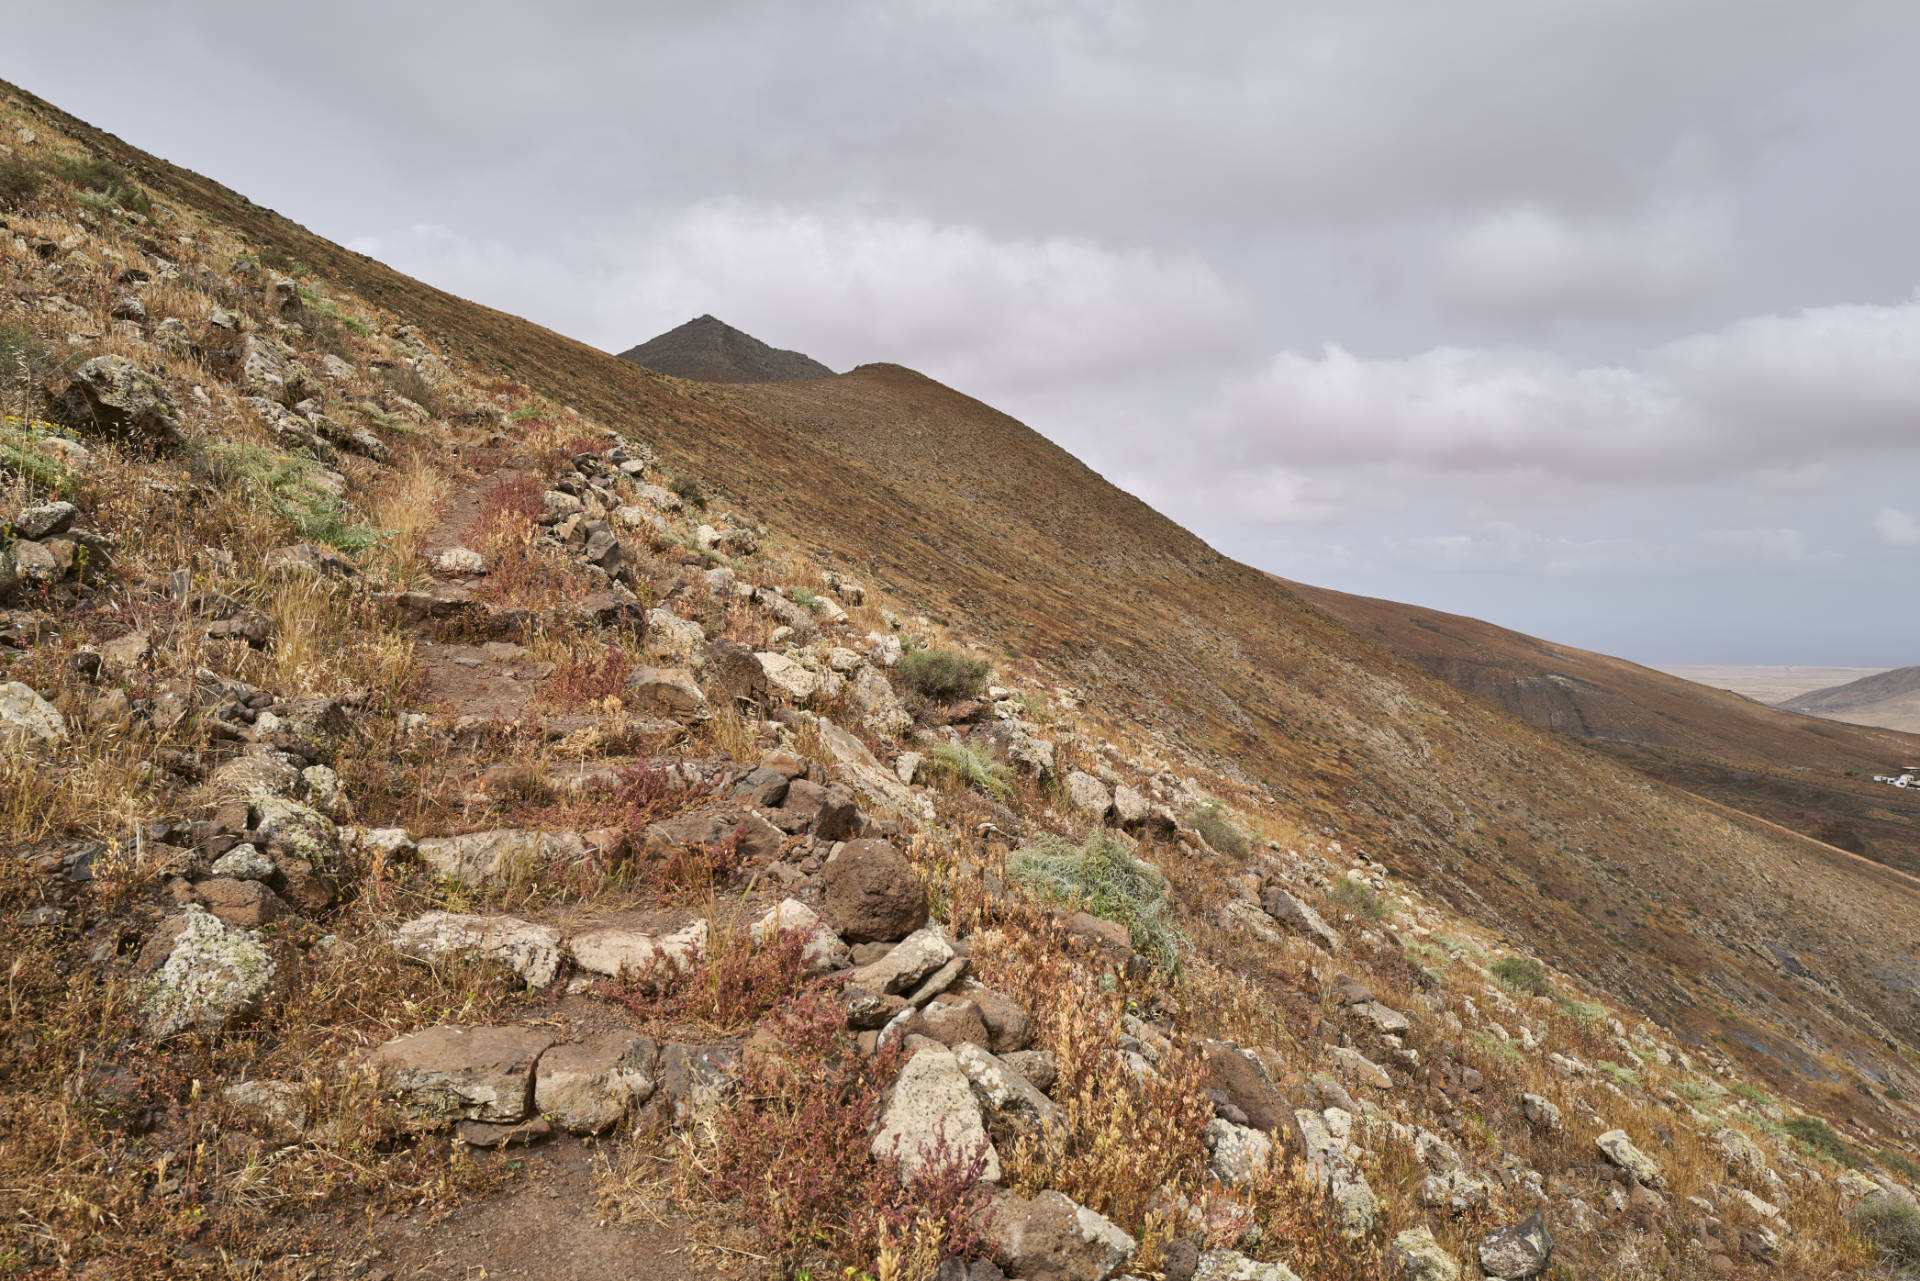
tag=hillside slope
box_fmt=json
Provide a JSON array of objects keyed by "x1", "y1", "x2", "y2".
[
  {"x1": 36, "y1": 90, "x2": 1919, "y2": 1098},
  {"x1": 1785, "y1": 665, "x2": 1920, "y2": 735},
  {"x1": 1290, "y1": 579, "x2": 1920, "y2": 872},
  {"x1": 5, "y1": 77, "x2": 1920, "y2": 1277},
  {"x1": 617, "y1": 313, "x2": 834, "y2": 383}
]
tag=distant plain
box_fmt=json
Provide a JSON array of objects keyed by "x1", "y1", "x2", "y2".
[{"x1": 1651, "y1": 665, "x2": 1889, "y2": 704}]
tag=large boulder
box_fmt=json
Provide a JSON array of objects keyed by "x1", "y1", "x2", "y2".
[
  {"x1": 0, "y1": 681, "x2": 66, "y2": 745},
  {"x1": 1261, "y1": 886, "x2": 1341, "y2": 952},
  {"x1": 1205, "y1": 1117, "x2": 1273, "y2": 1186},
  {"x1": 139, "y1": 907, "x2": 277, "y2": 1039},
  {"x1": 989, "y1": 1188, "x2": 1135, "y2": 1281},
  {"x1": 848, "y1": 665, "x2": 911, "y2": 738},
  {"x1": 1200, "y1": 1041, "x2": 1293, "y2": 1136},
  {"x1": 63, "y1": 355, "x2": 183, "y2": 448},
  {"x1": 873, "y1": 1046, "x2": 1000, "y2": 1183},
  {"x1": 625, "y1": 665, "x2": 707, "y2": 719},
  {"x1": 1479, "y1": 1213, "x2": 1553, "y2": 1279},
  {"x1": 392, "y1": 912, "x2": 565, "y2": 987},
  {"x1": 820, "y1": 839, "x2": 928, "y2": 943},
  {"x1": 1065, "y1": 771, "x2": 1112, "y2": 821},
  {"x1": 1595, "y1": 1129, "x2": 1664, "y2": 1187},
  {"x1": 1391, "y1": 1228, "x2": 1460, "y2": 1281},
  {"x1": 534, "y1": 1032, "x2": 659, "y2": 1134},
  {"x1": 368, "y1": 1025, "x2": 554, "y2": 1127}
]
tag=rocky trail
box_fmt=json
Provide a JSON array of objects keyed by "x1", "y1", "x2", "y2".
[{"x1": 3, "y1": 87, "x2": 1919, "y2": 1281}]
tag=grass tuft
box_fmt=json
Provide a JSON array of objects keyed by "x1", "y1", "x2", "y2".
[{"x1": 1007, "y1": 832, "x2": 1185, "y2": 974}]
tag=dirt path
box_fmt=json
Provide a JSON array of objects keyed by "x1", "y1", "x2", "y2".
[{"x1": 356, "y1": 1139, "x2": 714, "y2": 1280}]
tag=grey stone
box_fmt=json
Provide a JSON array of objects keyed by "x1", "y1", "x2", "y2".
[
  {"x1": 990, "y1": 1188, "x2": 1135, "y2": 1281},
  {"x1": 392, "y1": 911, "x2": 566, "y2": 987},
  {"x1": 534, "y1": 1032, "x2": 659, "y2": 1134},
  {"x1": 139, "y1": 907, "x2": 277, "y2": 1039},
  {"x1": 874, "y1": 1046, "x2": 1000, "y2": 1182},
  {"x1": 1478, "y1": 1213, "x2": 1553, "y2": 1279},
  {"x1": 368, "y1": 1024, "x2": 554, "y2": 1127},
  {"x1": 64, "y1": 355, "x2": 183, "y2": 448}
]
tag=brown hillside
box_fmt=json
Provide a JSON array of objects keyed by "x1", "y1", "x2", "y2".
[
  {"x1": 617, "y1": 313, "x2": 834, "y2": 383},
  {"x1": 1785, "y1": 664, "x2": 1920, "y2": 735},
  {"x1": 1290, "y1": 580, "x2": 1920, "y2": 873},
  {"x1": 12, "y1": 74, "x2": 1920, "y2": 1152}
]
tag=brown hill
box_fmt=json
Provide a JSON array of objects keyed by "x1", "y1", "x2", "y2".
[
  {"x1": 616, "y1": 313, "x2": 834, "y2": 383},
  {"x1": 1290, "y1": 580, "x2": 1920, "y2": 873},
  {"x1": 15, "y1": 76, "x2": 1920, "y2": 1145},
  {"x1": 1784, "y1": 665, "x2": 1920, "y2": 735}
]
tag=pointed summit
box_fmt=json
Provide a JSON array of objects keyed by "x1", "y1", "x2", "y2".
[{"x1": 616, "y1": 314, "x2": 834, "y2": 384}]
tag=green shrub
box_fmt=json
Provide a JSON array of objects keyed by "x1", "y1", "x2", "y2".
[
  {"x1": 377, "y1": 362, "x2": 436, "y2": 413},
  {"x1": 1855, "y1": 1197, "x2": 1920, "y2": 1271},
  {"x1": 56, "y1": 154, "x2": 151, "y2": 217},
  {"x1": 1329, "y1": 876, "x2": 1383, "y2": 921},
  {"x1": 1491, "y1": 956, "x2": 1551, "y2": 997},
  {"x1": 1008, "y1": 832, "x2": 1185, "y2": 974},
  {"x1": 924, "y1": 742, "x2": 1011, "y2": 802},
  {"x1": 897, "y1": 648, "x2": 990, "y2": 702},
  {"x1": 1879, "y1": 1150, "x2": 1920, "y2": 1183},
  {"x1": 669, "y1": 474, "x2": 706, "y2": 508},
  {"x1": 1185, "y1": 801, "x2": 1250, "y2": 858},
  {"x1": 1730, "y1": 1081, "x2": 1774, "y2": 1108},
  {"x1": 792, "y1": 587, "x2": 820, "y2": 613},
  {"x1": 0, "y1": 158, "x2": 41, "y2": 210},
  {"x1": 199, "y1": 440, "x2": 385, "y2": 552},
  {"x1": 1784, "y1": 1115, "x2": 1855, "y2": 1167},
  {"x1": 1552, "y1": 994, "x2": 1606, "y2": 1023}
]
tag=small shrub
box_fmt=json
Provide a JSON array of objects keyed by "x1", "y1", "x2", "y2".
[
  {"x1": 56, "y1": 154, "x2": 151, "y2": 217},
  {"x1": 1008, "y1": 832, "x2": 1185, "y2": 974},
  {"x1": 1491, "y1": 956, "x2": 1551, "y2": 997},
  {"x1": 377, "y1": 362, "x2": 436, "y2": 412},
  {"x1": 0, "y1": 158, "x2": 42, "y2": 210},
  {"x1": 1600, "y1": 1061, "x2": 1642, "y2": 1091},
  {"x1": 1730, "y1": 1080, "x2": 1774, "y2": 1107},
  {"x1": 544, "y1": 643, "x2": 634, "y2": 710},
  {"x1": 604, "y1": 921, "x2": 813, "y2": 1032},
  {"x1": 898, "y1": 647, "x2": 990, "y2": 702},
  {"x1": 1785, "y1": 1115, "x2": 1855, "y2": 1167},
  {"x1": 791, "y1": 586, "x2": 819, "y2": 612},
  {"x1": 1186, "y1": 801, "x2": 1250, "y2": 859},
  {"x1": 1552, "y1": 993, "x2": 1607, "y2": 1023},
  {"x1": 1879, "y1": 1149, "x2": 1920, "y2": 1182},
  {"x1": 668, "y1": 474, "x2": 706, "y2": 508},
  {"x1": 925, "y1": 742, "x2": 1012, "y2": 802},
  {"x1": 1856, "y1": 1197, "x2": 1920, "y2": 1271},
  {"x1": 1328, "y1": 876, "x2": 1383, "y2": 921},
  {"x1": 199, "y1": 440, "x2": 384, "y2": 551}
]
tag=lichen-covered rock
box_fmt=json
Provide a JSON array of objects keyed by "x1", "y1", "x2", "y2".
[
  {"x1": 1391, "y1": 1227, "x2": 1460, "y2": 1281},
  {"x1": 874, "y1": 1046, "x2": 1000, "y2": 1182},
  {"x1": 1205, "y1": 1117, "x2": 1273, "y2": 1186},
  {"x1": 140, "y1": 907, "x2": 277, "y2": 1038},
  {"x1": 569, "y1": 919, "x2": 708, "y2": 981},
  {"x1": 0, "y1": 681, "x2": 66, "y2": 744},
  {"x1": 1065, "y1": 770, "x2": 1112, "y2": 820},
  {"x1": 1194, "y1": 1250, "x2": 1300, "y2": 1281},
  {"x1": 955, "y1": 1042, "x2": 1058, "y2": 1133},
  {"x1": 393, "y1": 911, "x2": 566, "y2": 987},
  {"x1": 1479, "y1": 1212, "x2": 1554, "y2": 1279},
  {"x1": 252, "y1": 794, "x2": 341, "y2": 867},
  {"x1": 415, "y1": 828, "x2": 587, "y2": 887},
  {"x1": 64, "y1": 354, "x2": 183, "y2": 448},
  {"x1": 848, "y1": 665, "x2": 911, "y2": 738},
  {"x1": 1596, "y1": 1128, "x2": 1664, "y2": 1187}
]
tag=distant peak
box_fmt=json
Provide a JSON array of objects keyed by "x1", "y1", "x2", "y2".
[{"x1": 617, "y1": 315, "x2": 834, "y2": 384}]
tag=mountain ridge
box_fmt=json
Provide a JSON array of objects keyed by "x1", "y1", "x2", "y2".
[
  {"x1": 1784, "y1": 664, "x2": 1920, "y2": 735},
  {"x1": 616, "y1": 313, "x2": 835, "y2": 384}
]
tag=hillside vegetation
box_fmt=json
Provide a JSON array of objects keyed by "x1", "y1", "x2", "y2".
[{"x1": 2, "y1": 78, "x2": 1920, "y2": 1281}]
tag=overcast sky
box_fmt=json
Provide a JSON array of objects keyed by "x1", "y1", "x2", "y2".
[{"x1": 11, "y1": 1, "x2": 1920, "y2": 663}]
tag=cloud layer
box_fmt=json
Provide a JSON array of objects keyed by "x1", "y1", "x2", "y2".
[{"x1": 13, "y1": 0, "x2": 1920, "y2": 661}]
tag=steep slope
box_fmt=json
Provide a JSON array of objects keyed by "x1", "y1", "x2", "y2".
[
  {"x1": 12, "y1": 73, "x2": 1920, "y2": 1160},
  {"x1": 616, "y1": 313, "x2": 834, "y2": 383},
  {"x1": 1291, "y1": 579, "x2": 1920, "y2": 871},
  {"x1": 8, "y1": 79, "x2": 1920, "y2": 1280},
  {"x1": 1785, "y1": 665, "x2": 1920, "y2": 735}
]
